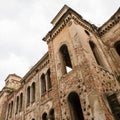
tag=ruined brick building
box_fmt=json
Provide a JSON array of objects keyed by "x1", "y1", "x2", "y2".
[{"x1": 0, "y1": 5, "x2": 120, "y2": 120}]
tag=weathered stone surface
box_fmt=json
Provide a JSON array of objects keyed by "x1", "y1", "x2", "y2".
[{"x1": 0, "y1": 5, "x2": 120, "y2": 120}]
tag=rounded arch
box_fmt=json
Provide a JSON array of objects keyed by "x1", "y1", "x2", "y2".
[
  {"x1": 84, "y1": 30, "x2": 90, "y2": 36},
  {"x1": 19, "y1": 92, "x2": 23, "y2": 111},
  {"x1": 68, "y1": 92, "x2": 84, "y2": 120},
  {"x1": 41, "y1": 73, "x2": 46, "y2": 94},
  {"x1": 49, "y1": 108, "x2": 55, "y2": 120},
  {"x1": 31, "y1": 82, "x2": 36, "y2": 102},
  {"x1": 46, "y1": 68, "x2": 52, "y2": 89},
  {"x1": 59, "y1": 44, "x2": 72, "y2": 74},
  {"x1": 89, "y1": 41, "x2": 101, "y2": 65},
  {"x1": 16, "y1": 96, "x2": 19, "y2": 114},
  {"x1": 27, "y1": 86, "x2": 30, "y2": 106},
  {"x1": 114, "y1": 41, "x2": 120, "y2": 56},
  {"x1": 42, "y1": 112, "x2": 48, "y2": 120}
]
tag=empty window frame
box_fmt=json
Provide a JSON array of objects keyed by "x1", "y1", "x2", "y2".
[
  {"x1": 7, "y1": 103, "x2": 10, "y2": 118},
  {"x1": 107, "y1": 93, "x2": 120, "y2": 120},
  {"x1": 114, "y1": 41, "x2": 120, "y2": 56},
  {"x1": 47, "y1": 69, "x2": 52, "y2": 90},
  {"x1": 49, "y1": 109, "x2": 55, "y2": 120},
  {"x1": 16, "y1": 96, "x2": 19, "y2": 114},
  {"x1": 89, "y1": 41, "x2": 103, "y2": 66},
  {"x1": 41, "y1": 74, "x2": 46, "y2": 94},
  {"x1": 84, "y1": 30, "x2": 90, "y2": 36},
  {"x1": 19, "y1": 93, "x2": 23, "y2": 112},
  {"x1": 27, "y1": 86, "x2": 30, "y2": 106},
  {"x1": 68, "y1": 92, "x2": 84, "y2": 120},
  {"x1": 42, "y1": 112, "x2": 48, "y2": 120},
  {"x1": 10, "y1": 101, "x2": 13, "y2": 117},
  {"x1": 60, "y1": 44, "x2": 72, "y2": 74},
  {"x1": 31, "y1": 82, "x2": 36, "y2": 102}
]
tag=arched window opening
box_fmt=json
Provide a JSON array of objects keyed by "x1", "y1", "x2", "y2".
[
  {"x1": 31, "y1": 82, "x2": 36, "y2": 102},
  {"x1": 49, "y1": 109, "x2": 55, "y2": 120},
  {"x1": 19, "y1": 93, "x2": 23, "y2": 112},
  {"x1": 42, "y1": 112, "x2": 48, "y2": 120},
  {"x1": 84, "y1": 30, "x2": 90, "y2": 36},
  {"x1": 60, "y1": 44, "x2": 72, "y2": 74},
  {"x1": 114, "y1": 41, "x2": 120, "y2": 56},
  {"x1": 27, "y1": 86, "x2": 30, "y2": 106},
  {"x1": 41, "y1": 74, "x2": 46, "y2": 94},
  {"x1": 68, "y1": 92, "x2": 84, "y2": 120},
  {"x1": 89, "y1": 41, "x2": 102, "y2": 66},
  {"x1": 7, "y1": 103, "x2": 10, "y2": 118},
  {"x1": 16, "y1": 96, "x2": 19, "y2": 114},
  {"x1": 10, "y1": 101, "x2": 13, "y2": 117},
  {"x1": 47, "y1": 69, "x2": 52, "y2": 90}
]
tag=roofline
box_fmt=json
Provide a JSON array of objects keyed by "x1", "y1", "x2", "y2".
[
  {"x1": 5, "y1": 74, "x2": 22, "y2": 82},
  {"x1": 22, "y1": 52, "x2": 49, "y2": 82},
  {"x1": 51, "y1": 5, "x2": 69, "y2": 25},
  {"x1": 98, "y1": 7, "x2": 120, "y2": 35},
  {"x1": 43, "y1": 5, "x2": 96, "y2": 42}
]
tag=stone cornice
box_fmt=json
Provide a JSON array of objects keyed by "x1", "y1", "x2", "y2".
[
  {"x1": 43, "y1": 8, "x2": 97, "y2": 44},
  {"x1": 98, "y1": 7, "x2": 120, "y2": 37},
  {"x1": 22, "y1": 52, "x2": 49, "y2": 83}
]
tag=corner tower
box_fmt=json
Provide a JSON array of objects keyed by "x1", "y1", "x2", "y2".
[{"x1": 43, "y1": 5, "x2": 120, "y2": 120}]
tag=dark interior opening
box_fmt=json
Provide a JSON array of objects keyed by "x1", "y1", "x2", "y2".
[
  {"x1": 115, "y1": 41, "x2": 120, "y2": 56},
  {"x1": 68, "y1": 92, "x2": 84, "y2": 120}
]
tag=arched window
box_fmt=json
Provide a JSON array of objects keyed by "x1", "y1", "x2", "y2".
[
  {"x1": 19, "y1": 93, "x2": 23, "y2": 112},
  {"x1": 27, "y1": 86, "x2": 30, "y2": 106},
  {"x1": 114, "y1": 41, "x2": 120, "y2": 56},
  {"x1": 31, "y1": 82, "x2": 36, "y2": 102},
  {"x1": 10, "y1": 101, "x2": 13, "y2": 117},
  {"x1": 49, "y1": 109, "x2": 55, "y2": 120},
  {"x1": 41, "y1": 74, "x2": 46, "y2": 94},
  {"x1": 60, "y1": 44, "x2": 72, "y2": 74},
  {"x1": 47, "y1": 69, "x2": 52, "y2": 90},
  {"x1": 84, "y1": 30, "x2": 90, "y2": 36},
  {"x1": 42, "y1": 112, "x2": 48, "y2": 120},
  {"x1": 7, "y1": 103, "x2": 10, "y2": 118},
  {"x1": 16, "y1": 96, "x2": 19, "y2": 114},
  {"x1": 68, "y1": 92, "x2": 84, "y2": 120},
  {"x1": 89, "y1": 41, "x2": 102, "y2": 66}
]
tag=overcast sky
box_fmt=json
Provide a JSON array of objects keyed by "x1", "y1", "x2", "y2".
[{"x1": 0, "y1": 0, "x2": 120, "y2": 90}]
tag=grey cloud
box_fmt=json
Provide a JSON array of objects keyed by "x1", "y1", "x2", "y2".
[{"x1": 0, "y1": 0, "x2": 120, "y2": 90}]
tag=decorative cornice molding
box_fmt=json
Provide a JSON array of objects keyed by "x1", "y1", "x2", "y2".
[
  {"x1": 43, "y1": 10, "x2": 96, "y2": 44},
  {"x1": 98, "y1": 8, "x2": 120, "y2": 37},
  {"x1": 22, "y1": 52, "x2": 49, "y2": 83}
]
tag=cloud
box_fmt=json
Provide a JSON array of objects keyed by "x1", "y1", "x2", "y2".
[
  {"x1": 0, "y1": 53, "x2": 30, "y2": 90},
  {"x1": 0, "y1": 0, "x2": 120, "y2": 90}
]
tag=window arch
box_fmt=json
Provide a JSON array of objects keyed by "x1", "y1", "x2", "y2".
[
  {"x1": 68, "y1": 92, "x2": 84, "y2": 120},
  {"x1": 49, "y1": 109, "x2": 55, "y2": 120},
  {"x1": 19, "y1": 93, "x2": 23, "y2": 112},
  {"x1": 84, "y1": 30, "x2": 90, "y2": 36},
  {"x1": 89, "y1": 41, "x2": 102, "y2": 66},
  {"x1": 47, "y1": 69, "x2": 52, "y2": 90},
  {"x1": 10, "y1": 101, "x2": 13, "y2": 117},
  {"x1": 114, "y1": 41, "x2": 120, "y2": 56},
  {"x1": 16, "y1": 96, "x2": 19, "y2": 114},
  {"x1": 41, "y1": 74, "x2": 46, "y2": 94},
  {"x1": 7, "y1": 103, "x2": 10, "y2": 118},
  {"x1": 42, "y1": 112, "x2": 48, "y2": 120},
  {"x1": 27, "y1": 86, "x2": 30, "y2": 106},
  {"x1": 60, "y1": 44, "x2": 72, "y2": 74},
  {"x1": 31, "y1": 82, "x2": 36, "y2": 102}
]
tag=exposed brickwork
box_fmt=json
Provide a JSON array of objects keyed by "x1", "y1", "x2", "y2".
[{"x1": 0, "y1": 5, "x2": 120, "y2": 120}]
